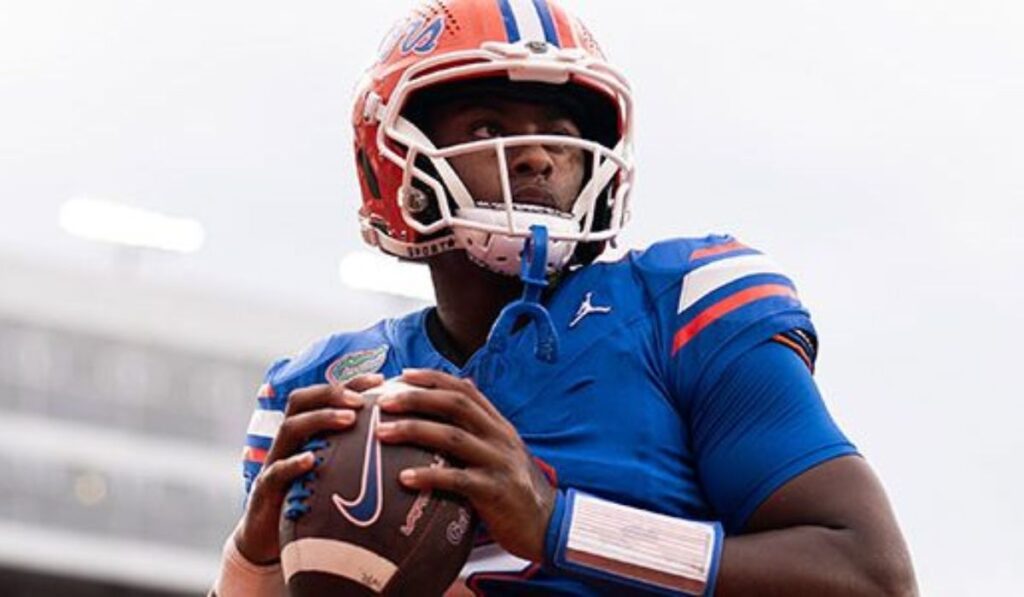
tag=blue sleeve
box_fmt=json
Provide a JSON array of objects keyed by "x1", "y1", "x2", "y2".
[{"x1": 691, "y1": 341, "x2": 858, "y2": 533}]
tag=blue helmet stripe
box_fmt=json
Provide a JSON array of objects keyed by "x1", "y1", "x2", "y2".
[
  {"x1": 497, "y1": 0, "x2": 521, "y2": 43},
  {"x1": 531, "y1": 0, "x2": 561, "y2": 47}
]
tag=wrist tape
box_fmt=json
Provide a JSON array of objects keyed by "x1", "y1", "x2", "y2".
[
  {"x1": 209, "y1": 529, "x2": 286, "y2": 597},
  {"x1": 547, "y1": 489, "x2": 723, "y2": 596}
]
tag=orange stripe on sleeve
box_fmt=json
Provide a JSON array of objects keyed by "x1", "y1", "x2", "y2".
[
  {"x1": 688, "y1": 240, "x2": 748, "y2": 262},
  {"x1": 672, "y1": 284, "x2": 797, "y2": 355},
  {"x1": 772, "y1": 334, "x2": 814, "y2": 371},
  {"x1": 243, "y1": 446, "x2": 268, "y2": 464},
  {"x1": 257, "y1": 383, "x2": 275, "y2": 399}
]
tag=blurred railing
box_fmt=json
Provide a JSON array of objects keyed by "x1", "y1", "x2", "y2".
[{"x1": 0, "y1": 316, "x2": 265, "y2": 592}]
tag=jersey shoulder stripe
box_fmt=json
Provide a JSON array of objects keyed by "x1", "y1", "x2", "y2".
[
  {"x1": 673, "y1": 282, "x2": 798, "y2": 355},
  {"x1": 677, "y1": 252, "x2": 786, "y2": 314},
  {"x1": 247, "y1": 409, "x2": 284, "y2": 438},
  {"x1": 242, "y1": 445, "x2": 269, "y2": 466},
  {"x1": 687, "y1": 238, "x2": 751, "y2": 262},
  {"x1": 672, "y1": 246, "x2": 802, "y2": 355},
  {"x1": 637, "y1": 236, "x2": 817, "y2": 399},
  {"x1": 243, "y1": 409, "x2": 284, "y2": 464}
]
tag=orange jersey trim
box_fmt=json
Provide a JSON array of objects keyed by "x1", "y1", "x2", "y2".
[
  {"x1": 672, "y1": 284, "x2": 797, "y2": 355},
  {"x1": 243, "y1": 446, "x2": 268, "y2": 464},
  {"x1": 772, "y1": 333, "x2": 814, "y2": 372},
  {"x1": 688, "y1": 240, "x2": 748, "y2": 262}
]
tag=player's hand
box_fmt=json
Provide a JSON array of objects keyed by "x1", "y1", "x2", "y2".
[
  {"x1": 234, "y1": 373, "x2": 384, "y2": 565},
  {"x1": 376, "y1": 368, "x2": 557, "y2": 563}
]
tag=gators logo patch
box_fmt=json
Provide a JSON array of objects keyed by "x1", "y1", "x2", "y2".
[{"x1": 325, "y1": 345, "x2": 389, "y2": 385}]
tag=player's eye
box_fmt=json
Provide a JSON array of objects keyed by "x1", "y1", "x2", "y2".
[
  {"x1": 541, "y1": 125, "x2": 582, "y2": 155},
  {"x1": 548, "y1": 126, "x2": 580, "y2": 137},
  {"x1": 547, "y1": 118, "x2": 582, "y2": 138},
  {"x1": 470, "y1": 122, "x2": 502, "y2": 140}
]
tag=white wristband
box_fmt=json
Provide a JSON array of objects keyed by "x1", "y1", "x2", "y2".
[
  {"x1": 553, "y1": 490, "x2": 724, "y2": 596},
  {"x1": 209, "y1": 527, "x2": 287, "y2": 597}
]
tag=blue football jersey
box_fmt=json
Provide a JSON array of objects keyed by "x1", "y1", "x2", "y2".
[{"x1": 240, "y1": 235, "x2": 856, "y2": 595}]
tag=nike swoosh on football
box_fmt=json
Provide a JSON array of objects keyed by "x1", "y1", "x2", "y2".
[{"x1": 332, "y1": 404, "x2": 384, "y2": 527}]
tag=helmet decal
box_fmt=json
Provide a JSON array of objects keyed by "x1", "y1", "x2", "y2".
[
  {"x1": 496, "y1": 0, "x2": 561, "y2": 46},
  {"x1": 379, "y1": 15, "x2": 447, "y2": 61},
  {"x1": 400, "y1": 16, "x2": 446, "y2": 56}
]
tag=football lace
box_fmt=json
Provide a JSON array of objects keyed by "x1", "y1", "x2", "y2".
[{"x1": 283, "y1": 438, "x2": 329, "y2": 521}]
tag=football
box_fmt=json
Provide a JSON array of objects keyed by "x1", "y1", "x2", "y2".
[{"x1": 279, "y1": 379, "x2": 478, "y2": 596}]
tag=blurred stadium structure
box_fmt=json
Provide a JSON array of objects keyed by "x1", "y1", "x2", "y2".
[{"x1": 0, "y1": 252, "x2": 411, "y2": 595}]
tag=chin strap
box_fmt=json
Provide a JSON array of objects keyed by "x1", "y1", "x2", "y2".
[{"x1": 477, "y1": 225, "x2": 560, "y2": 386}]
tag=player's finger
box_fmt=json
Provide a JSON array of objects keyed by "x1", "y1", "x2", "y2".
[
  {"x1": 378, "y1": 389, "x2": 491, "y2": 434},
  {"x1": 248, "y1": 451, "x2": 316, "y2": 513},
  {"x1": 375, "y1": 418, "x2": 499, "y2": 466},
  {"x1": 397, "y1": 465, "x2": 488, "y2": 501},
  {"x1": 265, "y1": 408, "x2": 358, "y2": 464},
  {"x1": 236, "y1": 451, "x2": 317, "y2": 565},
  {"x1": 344, "y1": 373, "x2": 386, "y2": 392},
  {"x1": 400, "y1": 369, "x2": 503, "y2": 421},
  {"x1": 285, "y1": 377, "x2": 378, "y2": 416}
]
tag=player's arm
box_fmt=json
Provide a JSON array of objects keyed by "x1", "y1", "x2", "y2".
[
  {"x1": 717, "y1": 453, "x2": 913, "y2": 596},
  {"x1": 698, "y1": 342, "x2": 917, "y2": 596}
]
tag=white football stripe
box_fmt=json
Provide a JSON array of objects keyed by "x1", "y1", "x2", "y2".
[
  {"x1": 281, "y1": 538, "x2": 398, "y2": 592},
  {"x1": 509, "y1": 0, "x2": 546, "y2": 43},
  {"x1": 677, "y1": 253, "x2": 785, "y2": 313},
  {"x1": 459, "y1": 543, "x2": 532, "y2": 578},
  {"x1": 246, "y1": 409, "x2": 284, "y2": 439}
]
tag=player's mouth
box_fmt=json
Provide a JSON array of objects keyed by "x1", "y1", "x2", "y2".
[{"x1": 511, "y1": 184, "x2": 559, "y2": 210}]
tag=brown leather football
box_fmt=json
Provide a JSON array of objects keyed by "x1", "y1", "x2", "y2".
[{"x1": 279, "y1": 380, "x2": 478, "y2": 596}]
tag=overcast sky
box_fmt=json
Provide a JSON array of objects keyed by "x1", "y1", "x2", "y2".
[{"x1": 1, "y1": 1, "x2": 1022, "y2": 593}]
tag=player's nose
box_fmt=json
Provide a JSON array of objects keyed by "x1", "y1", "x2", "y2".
[{"x1": 508, "y1": 143, "x2": 555, "y2": 179}]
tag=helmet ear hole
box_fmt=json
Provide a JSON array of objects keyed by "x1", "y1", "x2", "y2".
[
  {"x1": 357, "y1": 148, "x2": 382, "y2": 200},
  {"x1": 408, "y1": 154, "x2": 461, "y2": 227}
]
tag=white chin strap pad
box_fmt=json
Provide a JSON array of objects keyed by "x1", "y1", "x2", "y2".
[{"x1": 453, "y1": 206, "x2": 579, "y2": 276}]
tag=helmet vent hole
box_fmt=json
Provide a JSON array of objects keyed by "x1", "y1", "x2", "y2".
[{"x1": 435, "y1": 1, "x2": 461, "y2": 33}]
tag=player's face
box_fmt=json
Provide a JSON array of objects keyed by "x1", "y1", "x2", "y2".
[{"x1": 425, "y1": 97, "x2": 586, "y2": 213}]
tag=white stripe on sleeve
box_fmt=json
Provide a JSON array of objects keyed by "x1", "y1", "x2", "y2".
[
  {"x1": 677, "y1": 253, "x2": 785, "y2": 314},
  {"x1": 246, "y1": 409, "x2": 284, "y2": 439}
]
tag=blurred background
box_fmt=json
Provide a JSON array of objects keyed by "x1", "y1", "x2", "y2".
[{"x1": 0, "y1": 0, "x2": 1021, "y2": 594}]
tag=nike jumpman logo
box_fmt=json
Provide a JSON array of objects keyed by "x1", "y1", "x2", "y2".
[
  {"x1": 332, "y1": 404, "x2": 384, "y2": 527},
  {"x1": 569, "y1": 292, "x2": 612, "y2": 328}
]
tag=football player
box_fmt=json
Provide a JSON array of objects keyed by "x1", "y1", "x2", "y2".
[{"x1": 212, "y1": 0, "x2": 916, "y2": 595}]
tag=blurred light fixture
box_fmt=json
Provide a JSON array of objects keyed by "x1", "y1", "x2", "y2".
[
  {"x1": 73, "y1": 470, "x2": 109, "y2": 507},
  {"x1": 339, "y1": 251, "x2": 434, "y2": 302},
  {"x1": 59, "y1": 196, "x2": 205, "y2": 253}
]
